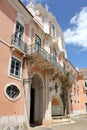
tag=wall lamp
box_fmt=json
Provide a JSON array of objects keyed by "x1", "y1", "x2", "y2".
[{"x1": 23, "y1": 77, "x2": 34, "y2": 85}]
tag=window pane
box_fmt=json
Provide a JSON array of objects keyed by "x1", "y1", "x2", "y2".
[
  {"x1": 10, "y1": 69, "x2": 14, "y2": 74},
  {"x1": 15, "y1": 71, "x2": 18, "y2": 75},
  {"x1": 16, "y1": 23, "x2": 19, "y2": 30},
  {"x1": 35, "y1": 34, "x2": 41, "y2": 45},
  {"x1": 15, "y1": 22, "x2": 24, "y2": 37}
]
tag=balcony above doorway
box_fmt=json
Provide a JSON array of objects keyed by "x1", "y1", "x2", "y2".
[
  {"x1": 26, "y1": 44, "x2": 61, "y2": 70},
  {"x1": 11, "y1": 33, "x2": 74, "y2": 83},
  {"x1": 26, "y1": 44, "x2": 74, "y2": 82}
]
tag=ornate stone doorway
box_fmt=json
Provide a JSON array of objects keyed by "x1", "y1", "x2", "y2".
[
  {"x1": 52, "y1": 97, "x2": 63, "y2": 116},
  {"x1": 30, "y1": 73, "x2": 43, "y2": 126}
]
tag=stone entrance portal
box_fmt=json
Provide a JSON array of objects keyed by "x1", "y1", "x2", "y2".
[
  {"x1": 52, "y1": 97, "x2": 63, "y2": 116},
  {"x1": 30, "y1": 73, "x2": 43, "y2": 126}
]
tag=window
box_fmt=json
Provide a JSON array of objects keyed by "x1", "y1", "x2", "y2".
[
  {"x1": 53, "y1": 47, "x2": 57, "y2": 62},
  {"x1": 71, "y1": 99, "x2": 72, "y2": 104},
  {"x1": 5, "y1": 84, "x2": 21, "y2": 101},
  {"x1": 52, "y1": 24, "x2": 56, "y2": 39},
  {"x1": 78, "y1": 101, "x2": 79, "y2": 104},
  {"x1": 85, "y1": 81, "x2": 87, "y2": 87},
  {"x1": 13, "y1": 22, "x2": 24, "y2": 50},
  {"x1": 15, "y1": 21, "x2": 24, "y2": 39},
  {"x1": 63, "y1": 62, "x2": 66, "y2": 69},
  {"x1": 74, "y1": 100, "x2": 76, "y2": 104},
  {"x1": 77, "y1": 89, "x2": 79, "y2": 95},
  {"x1": 35, "y1": 34, "x2": 41, "y2": 52},
  {"x1": 74, "y1": 88, "x2": 76, "y2": 95},
  {"x1": 86, "y1": 93, "x2": 87, "y2": 97},
  {"x1": 10, "y1": 57, "x2": 21, "y2": 78}
]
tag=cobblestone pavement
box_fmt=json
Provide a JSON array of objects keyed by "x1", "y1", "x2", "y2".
[{"x1": 52, "y1": 115, "x2": 87, "y2": 130}]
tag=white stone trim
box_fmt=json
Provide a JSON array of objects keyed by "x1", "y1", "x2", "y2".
[
  {"x1": 70, "y1": 110, "x2": 86, "y2": 116},
  {"x1": 0, "y1": 115, "x2": 25, "y2": 129}
]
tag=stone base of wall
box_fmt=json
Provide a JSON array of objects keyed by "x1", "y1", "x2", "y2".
[
  {"x1": 0, "y1": 116, "x2": 28, "y2": 130},
  {"x1": 70, "y1": 110, "x2": 86, "y2": 116},
  {"x1": 0, "y1": 124, "x2": 26, "y2": 130}
]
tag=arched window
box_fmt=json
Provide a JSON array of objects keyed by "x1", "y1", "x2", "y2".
[
  {"x1": 52, "y1": 98, "x2": 59, "y2": 105},
  {"x1": 35, "y1": 34, "x2": 41, "y2": 52},
  {"x1": 52, "y1": 24, "x2": 56, "y2": 39},
  {"x1": 53, "y1": 47, "x2": 57, "y2": 62}
]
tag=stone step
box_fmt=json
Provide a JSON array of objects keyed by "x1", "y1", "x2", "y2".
[
  {"x1": 27, "y1": 126, "x2": 52, "y2": 130},
  {"x1": 52, "y1": 115, "x2": 71, "y2": 124}
]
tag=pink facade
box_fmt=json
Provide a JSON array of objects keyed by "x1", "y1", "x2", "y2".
[
  {"x1": 0, "y1": 0, "x2": 87, "y2": 130},
  {"x1": 0, "y1": 0, "x2": 25, "y2": 116}
]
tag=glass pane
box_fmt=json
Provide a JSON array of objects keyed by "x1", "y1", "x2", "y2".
[
  {"x1": 12, "y1": 58, "x2": 15, "y2": 64},
  {"x1": 11, "y1": 64, "x2": 15, "y2": 69},
  {"x1": 16, "y1": 62, "x2": 20, "y2": 67},
  {"x1": 10, "y1": 69, "x2": 14, "y2": 74},
  {"x1": 35, "y1": 34, "x2": 41, "y2": 45},
  {"x1": 16, "y1": 23, "x2": 19, "y2": 30}
]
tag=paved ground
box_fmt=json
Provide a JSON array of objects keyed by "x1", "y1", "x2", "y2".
[
  {"x1": 52, "y1": 115, "x2": 87, "y2": 130},
  {"x1": 30, "y1": 115, "x2": 87, "y2": 130}
]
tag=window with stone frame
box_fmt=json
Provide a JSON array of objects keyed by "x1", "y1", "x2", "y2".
[
  {"x1": 5, "y1": 84, "x2": 21, "y2": 101},
  {"x1": 53, "y1": 47, "x2": 57, "y2": 62},
  {"x1": 52, "y1": 24, "x2": 56, "y2": 39},
  {"x1": 10, "y1": 57, "x2": 21, "y2": 78},
  {"x1": 84, "y1": 80, "x2": 87, "y2": 87},
  {"x1": 15, "y1": 21, "x2": 24, "y2": 40},
  {"x1": 86, "y1": 93, "x2": 87, "y2": 97},
  {"x1": 35, "y1": 34, "x2": 41, "y2": 52}
]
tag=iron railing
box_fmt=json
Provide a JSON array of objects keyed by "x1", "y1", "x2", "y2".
[
  {"x1": 27, "y1": 44, "x2": 68, "y2": 74},
  {"x1": 11, "y1": 34, "x2": 27, "y2": 53},
  {"x1": 11, "y1": 35, "x2": 75, "y2": 82}
]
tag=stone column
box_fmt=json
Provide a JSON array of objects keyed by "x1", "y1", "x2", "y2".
[
  {"x1": 43, "y1": 70, "x2": 52, "y2": 124},
  {"x1": 23, "y1": 60, "x2": 31, "y2": 128}
]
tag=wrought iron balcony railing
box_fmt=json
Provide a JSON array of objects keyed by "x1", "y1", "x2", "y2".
[
  {"x1": 11, "y1": 34, "x2": 75, "y2": 82},
  {"x1": 27, "y1": 44, "x2": 68, "y2": 74},
  {"x1": 11, "y1": 34, "x2": 26, "y2": 53}
]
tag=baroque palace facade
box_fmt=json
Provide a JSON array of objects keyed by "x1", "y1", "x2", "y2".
[{"x1": 0, "y1": 0, "x2": 87, "y2": 130}]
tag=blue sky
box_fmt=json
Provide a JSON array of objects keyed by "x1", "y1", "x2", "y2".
[{"x1": 22, "y1": 0, "x2": 87, "y2": 69}]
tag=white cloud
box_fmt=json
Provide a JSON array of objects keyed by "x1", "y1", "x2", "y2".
[{"x1": 64, "y1": 7, "x2": 87, "y2": 48}]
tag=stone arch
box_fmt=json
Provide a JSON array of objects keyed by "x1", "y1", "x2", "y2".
[
  {"x1": 30, "y1": 72, "x2": 44, "y2": 125},
  {"x1": 52, "y1": 96, "x2": 63, "y2": 116},
  {"x1": 52, "y1": 98, "x2": 59, "y2": 105}
]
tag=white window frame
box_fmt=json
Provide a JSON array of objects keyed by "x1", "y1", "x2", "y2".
[
  {"x1": 8, "y1": 56, "x2": 22, "y2": 79},
  {"x1": 4, "y1": 83, "x2": 21, "y2": 101}
]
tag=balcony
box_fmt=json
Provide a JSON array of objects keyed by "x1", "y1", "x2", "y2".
[
  {"x1": 11, "y1": 34, "x2": 26, "y2": 53},
  {"x1": 26, "y1": 44, "x2": 73, "y2": 79},
  {"x1": 27, "y1": 44, "x2": 60, "y2": 69},
  {"x1": 11, "y1": 34, "x2": 74, "y2": 82}
]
